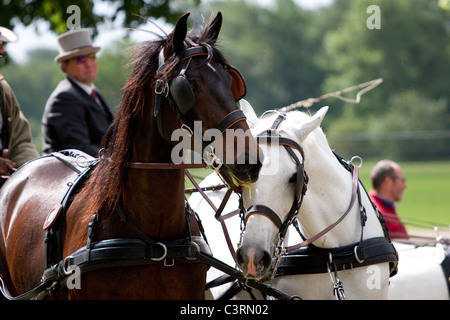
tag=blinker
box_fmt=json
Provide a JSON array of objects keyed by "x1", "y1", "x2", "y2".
[
  {"x1": 156, "y1": 43, "x2": 247, "y2": 117},
  {"x1": 170, "y1": 58, "x2": 195, "y2": 114},
  {"x1": 171, "y1": 75, "x2": 195, "y2": 114}
]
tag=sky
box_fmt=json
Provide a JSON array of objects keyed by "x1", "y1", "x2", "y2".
[{"x1": 5, "y1": 0, "x2": 333, "y2": 64}]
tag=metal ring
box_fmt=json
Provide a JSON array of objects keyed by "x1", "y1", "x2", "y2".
[
  {"x1": 151, "y1": 242, "x2": 168, "y2": 262},
  {"x1": 155, "y1": 79, "x2": 169, "y2": 97},
  {"x1": 354, "y1": 245, "x2": 365, "y2": 264},
  {"x1": 204, "y1": 146, "x2": 223, "y2": 170},
  {"x1": 186, "y1": 241, "x2": 201, "y2": 260},
  {"x1": 350, "y1": 156, "x2": 363, "y2": 168},
  {"x1": 62, "y1": 256, "x2": 75, "y2": 276},
  {"x1": 75, "y1": 155, "x2": 89, "y2": 168},
  {"x1": 98, "y1": 148, "x2": 105, "y2": 160},
  {"x1": 181, "y1": 124, "x2": 193, "y2": 136}
]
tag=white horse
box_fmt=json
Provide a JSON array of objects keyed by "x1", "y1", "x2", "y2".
[{"x1": 190, "y1": 100, "x2": 398, "y2": 299}]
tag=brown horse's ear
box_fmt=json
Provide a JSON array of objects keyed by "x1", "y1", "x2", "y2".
[
  {"x1": 199, "y1": 11, "x2": 222, "y2": 45},
  {"x1": 168, "y1": 12, "x2": 190, "y2": 54}
]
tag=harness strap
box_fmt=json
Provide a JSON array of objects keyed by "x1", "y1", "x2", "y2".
[
  {"x1": 39, "y1": 236, "x2": 210, "y2": 298},
  {"x1": 244, "y1": 205, "x2": 282, "y2": 229},
  {"x1": 214, "y1": 188, "x2": 233, "y2": 220},
  {"x1": 276, "y1": 237, "x2": 398, "y2": 277},
  {"x1": 115, "y1": 204, "x2": 162, "y2": 247},
  {"x1": 127, "y1": 162, "x2": 206, "y2": 169},
  {"x1": 0, "y1": 277, "x2": 50, "y2": 301},
  {"x1": 180, "y1": 46, "x2": 210, "y2": 62},
  {"x1": 45, "y1": 155, "x2": 99, "y2": 268},
  {"x1": 58, "y1": 237, "x2": 209, "y2": 272},
  {"x1": 258, "y1": 136, "x2": 305, "y2": 159},
  {"x1": 50, "y1": 152, "x2": 83, "y2": 174},
  {"x1": 285, "y1": 162, "x2": 360, "y2": 253},
  {"x1": 214, "y1": 110, "x2": 246, "y2": 133}
]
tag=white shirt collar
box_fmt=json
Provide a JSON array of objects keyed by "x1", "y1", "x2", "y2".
[{"x1": 70, "y1": 77, "x2": 96, "y2": 96}]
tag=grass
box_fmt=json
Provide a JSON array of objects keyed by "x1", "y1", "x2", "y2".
[{"x1": 186, "y1": 161, "x2": 450, "y2": 231}]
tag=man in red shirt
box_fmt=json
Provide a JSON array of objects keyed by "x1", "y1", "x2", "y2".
[{"x1": 369, "y1": 160, "x2": 409, "y2": 240}]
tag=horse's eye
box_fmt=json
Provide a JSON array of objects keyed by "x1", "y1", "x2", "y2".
[{"x1": 189, "y1": 80, "x2": 198, "y2": 92}]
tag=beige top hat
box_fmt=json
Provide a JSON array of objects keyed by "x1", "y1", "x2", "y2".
[
  {"x1": 0, "y1": 26, "x2": 18, "y2": 43},
  {"x1": 54, "y1": 28, "x2": 100, "y2": 63}
]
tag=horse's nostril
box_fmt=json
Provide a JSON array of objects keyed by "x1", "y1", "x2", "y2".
[
  {"x1": 236, "y1": 247, "x2": 245, "y2": 266},
  {"x1": 261, "y1": 251, "x2": 272, "y2": 270}
]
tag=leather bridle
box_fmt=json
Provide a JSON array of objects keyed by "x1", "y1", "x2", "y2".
[
  {"x1": 127, "y1": 41, "x2": 247, "y2": 172},
  {"x1": 243, "y1": 113, "x2": 308, "y2": 271}
]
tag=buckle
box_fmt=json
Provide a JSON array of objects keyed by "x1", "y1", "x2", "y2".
[{"x1": 155, "y1": 79, "x2": 169, "y2": 97}]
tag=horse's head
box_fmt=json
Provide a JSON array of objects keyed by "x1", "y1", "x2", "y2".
[
  {"x1": 155, "y1": 12, "x2": 262, "y2": 187},
  {"x1": 235, "y1": 100, "x2": 328, "y2": 280}
]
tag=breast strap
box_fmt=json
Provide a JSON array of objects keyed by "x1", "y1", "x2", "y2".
[{"x1": 276, "y1": 236, "x2": 398, "y2": 277}]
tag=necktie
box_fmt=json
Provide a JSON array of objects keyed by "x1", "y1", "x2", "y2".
[
  {"x1": 91, "y1": 89, "x2": 98, "y2": 100},
  {"x1": 90, "y1": 89, "x2": 111, "y2": 119}
]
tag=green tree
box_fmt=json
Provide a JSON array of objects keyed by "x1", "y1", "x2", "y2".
[
  {"x1": 0, "y1": 0, "x2": 201, "y2": 35},
  {"x1": 206, "y1": 0, "x2": 326, "y2": 115},
  {"x1": 322, "y1": 0, "x2": 450, "y2": 114},
  {"x1": 328, "y1": 90, "x2": 449, "y2": 160},
  {"x1": 321, "y1": 0, "x2": 450, "y2": 160}
]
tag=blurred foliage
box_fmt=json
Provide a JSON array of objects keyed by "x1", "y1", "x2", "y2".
[
  {"x1": 204, "y1": 0, "x2": 450, "y2": 161},
  {"x1": 0, "y1": 0, "x2": 200, "y2": 35},
  {"x1": 1, "y1": 0, "x2": 449, "y2": 161}
]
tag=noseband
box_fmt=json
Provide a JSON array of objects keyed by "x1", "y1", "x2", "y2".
[{"x1": 244, "y1": 113, "x2": 308, "y2": 254}]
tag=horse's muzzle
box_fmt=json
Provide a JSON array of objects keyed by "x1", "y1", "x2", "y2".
[
  {"x1": 236, "y1": 245, "x2": 272, "y2": 280},
  {"x1": 222, "y1": 151, "x2": 262, "y2": 187}
]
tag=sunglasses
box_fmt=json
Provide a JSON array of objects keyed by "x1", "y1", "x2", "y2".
[{"x1": 74, "y1": 54, "x2": 96, "y2": 63}]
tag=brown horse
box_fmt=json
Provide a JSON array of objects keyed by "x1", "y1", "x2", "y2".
[{"x1": 0, "y1": 12, "x2": 261, "y2": 299}]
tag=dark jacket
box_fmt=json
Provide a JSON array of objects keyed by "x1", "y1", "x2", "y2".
[{"x1": 42, "y1": 77, "x2": 113, "y2": 157}]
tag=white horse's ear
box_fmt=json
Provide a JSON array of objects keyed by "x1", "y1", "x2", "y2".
[
  {"x1": 295, "y1": 106, "x2": 329, "y2": 141},
  {"x1": 240, "y1": 99, "x2": 259, "y2": 129}
]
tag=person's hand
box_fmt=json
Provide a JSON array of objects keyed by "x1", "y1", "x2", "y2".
[{"x1": 0, "y1": 157, "x2": 15, "y2": 176}]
